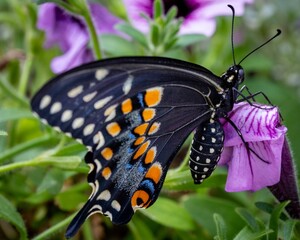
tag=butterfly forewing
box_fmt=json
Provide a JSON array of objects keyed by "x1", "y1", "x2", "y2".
[{"x1": 31, "y1": 57, "x2": 224, "y2": 238}]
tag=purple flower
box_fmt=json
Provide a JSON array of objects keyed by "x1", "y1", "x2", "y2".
[
  {"x1": 219, "y1": 102, "x2": 287, "y2": 192},
  {"x1": 37, "y1": 3, "x2": 122, "y2": 73},
  {"x1": 123, "y1": 0, "x2": 253, "y2": 36}
]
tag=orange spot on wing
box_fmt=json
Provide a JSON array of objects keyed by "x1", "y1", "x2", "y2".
[
  {"x1": 121, "y1": 98, "x2": 132, "y2": 114},
  {"x1": 134, "y1": 136, "x2": 145, "y2": 146},
  {"x1": 101, "y1": 147, "x2": 113, "y2": 160},
  {"x1": 144, "y1": 147, "x2": 156, "y2": 164},
  {"x1": 134, "y1": 123, "x2": 149, "y2": 135},
  {"x1": 142, "y1": 108, "x2": 156, "y2": 122},
  {"x1": 148, "y1": 122, "x2": 160, "y2": 135},
  {"x1": 106, "y1": 122, "x2": 121, "y2": 136},
  {"x1": 145, "y1": 87, "x2": 162, "y2": 107},
  {"x1": 145, "y1": 163, "x2": 162, "y2": 184},
  {"x1": 102, "y1": 167, "x2": 112, "y2": 180},
  {"x1": 131, "y1": 190, "x2": 151, "y2": 209},
  {"x1": 133, "y1": 141, "x2": 150, "y2": 159}
]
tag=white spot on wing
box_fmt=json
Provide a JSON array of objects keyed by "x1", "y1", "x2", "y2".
[
  {"x1": 53, "y1": 126, "x2": 61, "y2": 132},
  {"x1": 111, "y1": 200, "x2": 121, "y2": 212},
  {"x1": 95, "y1": 68, "x2": 109, "y2": 81},
  {"x1": 88, "y1": 163, "x2": 94, "y2": 174},
  {"x1": 83, "y1": 123, "x2": 95, "y2": 136},
  {"x1": 104, "y1": 104, "x2": 117, "y2": 122},
  {"x1": 94, "y1": 159, "x2": 102, "y2": 173},
  {"x1": 41, "y1": 118, "x2": 48, "y2": 125},
  {"x1": 65, "y1": 132, "x2": 72, "y2": 137},
  {"x1": 83, "y1": 91, "x2": 97, "y2": 102},
  {"x1": 104, "y1": 211, "x2": 113, "y2": 220},
  {"x1": 88, "y1": 180, "x2": 99, "y2": 199},
  {"x1": 96, "y1": 131, "x2": 105, "y2": 150},
  {"x1": 123, "y1": 75, "x2": 133, "y2": 95},
  {"x1": 61, "y1": 110, "x2": 73, "y2": 122},
  {"x1": 94, "y1": 96, "x2": 113, "y2": 110},
  {"x1": 50, "y1": 102, "x2": 62, "y2": 114},
  {"x1": 72, "y1": 117, "x2": 84, "y2": 129},
  {"x1": 68, "y1": 85, "x2": 83, "y2": 98},
  {"x1": 97, "y1": 190, "x2": 111, "y2": 201},
  {"x1": 40, "y1": 95, "x2": 51, "y2": 109}
]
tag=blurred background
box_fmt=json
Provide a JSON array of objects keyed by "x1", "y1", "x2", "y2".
[{"x1": 0, "y1": 0, "x2": 299, "y2": 239}]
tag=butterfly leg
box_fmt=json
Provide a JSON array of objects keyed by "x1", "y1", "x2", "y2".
[
  {"x1": 234, "y1": 86, "x2": 275, "y2": 107},
  {"x1": 189, "y1": 119, "x2": 224, "y2": 184},
  {"x1": 222, "y1": 115, "x2": 270, "y2": 164}
]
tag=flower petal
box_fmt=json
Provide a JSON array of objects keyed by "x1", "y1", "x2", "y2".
[
  {"x1": 221, "y1": 102, "x2": 287, "y2": 146},
  {"x1": 219, "y1": 102, "x2": 287, "y2": 192},
  {"x1": 37, "y1": 3, "x2": 123, "y2": 73},
  {"x1": 123, "y1": 0, "x2": 254, "y2": 36},
  {"x1": 224, "y1": 135, "x2": 284, "y2": 191}
]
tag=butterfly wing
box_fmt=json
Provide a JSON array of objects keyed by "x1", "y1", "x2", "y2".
[{"x1": 31, "y1": 57, "x2": 223, "y2": 237}]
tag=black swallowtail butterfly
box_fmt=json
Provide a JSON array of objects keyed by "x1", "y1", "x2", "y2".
[{"x1": 30, "y1": 5, "x2": 281, "y2": 238}]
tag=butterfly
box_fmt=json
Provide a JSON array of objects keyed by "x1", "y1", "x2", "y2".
[{"x1": 30, "y1": 8, "x2": 281, "y2": 239}]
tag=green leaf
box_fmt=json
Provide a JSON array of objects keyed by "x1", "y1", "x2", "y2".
[
  {"x1": 165, "y1": 168, "x2": 226, "y2": 191},
  {"x1": 129, "y1": 216, "x2": 154, "y2": 240},
  {"x1": 116, "y1": 23, "x2": 148, "y2": 48},
  {"x1": 153, "y1": 0, "x2": 163, "y2": 19},
  {"x1": 236, "y1": 208, "x2": 259, "y2": 231},
  {"x1": 38, "y1": 156, "x2": 82, "y2": 170},
  {"x1": 0, "y1": 108, "x2": 34, "y2": 123},
  {"x1": 0, "y1": 130, "x2": 7, "y2": 136},
  {"x1": 37, "y1": 168, "x2": 65, "y2": 195},
  {"x1": 269, "y1": 201, "x2": 290, "y2": 240},
  {"x1": 183, "y1": 195, "x2": 244, "y2": 239},
  {"x1": 233, "y1": 226, "x2": 273, "y2": 240},
  {"x1": 0, "y1": 195, "x2": 27, "y2": 240},
  {"x1": 56, "y1": 190, "x2": 87, "y2": 211},
  {"x1": 142, "y1": 197, "x2": 195, "y2": 230},
  {"x1": 101, "y1": 34, "x2": 138, "y2": 56},
  {"x1": 283, "y1": 219, "x2": 297, "y2": 240},
  {"x1": 150, "y1": 23, "x2": 160, "y2": 47},
  {"x1": 176, "y1": 34, "x2": 206, "y2": 47},
  {"x1": 214, "y1": 213, "x2": 228, "y2": 240},
  {"x1": 165, "y1": 6, "x2": 178, "y2": 25}
]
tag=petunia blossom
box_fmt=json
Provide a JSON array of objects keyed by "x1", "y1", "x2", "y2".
[
  {"x1": 218, "y1": 102, "x2": 287, "y2": 192},
  {"x1": 123, "y1": 0, "x2": 253, "y2": 36},
  {"x1": 37, "y1": 3, "x2": 122, "y2": 73}
]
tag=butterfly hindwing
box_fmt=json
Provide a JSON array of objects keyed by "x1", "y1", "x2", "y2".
[{"x1": 31, "y1": 57, "x2": 224, "y2": 238}]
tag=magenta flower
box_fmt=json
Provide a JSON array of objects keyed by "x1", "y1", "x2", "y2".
[
  {"x1": 123, "y1": 0, "x2": 253, "y2": 36},
  {"x1": 219, "y1": 102, "x2": 287, "y2": 192},
  {"x1": 37, "y1": 3, "x2": 122, "y2": 73}
]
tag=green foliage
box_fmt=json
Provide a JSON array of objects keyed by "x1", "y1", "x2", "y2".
[{"x1": 0, "y1": 0, "x2": 299, "y2": 239}]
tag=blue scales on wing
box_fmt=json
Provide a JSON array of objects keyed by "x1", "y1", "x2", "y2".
[{"x1": 31, "y1": 57, "x2": 224, "y2": 238}]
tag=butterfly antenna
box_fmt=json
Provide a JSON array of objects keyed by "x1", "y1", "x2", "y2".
[
  {"x1": 228, "y1": 4, "x2": 237, "y2": 66},
  {"x1": 238, "y1": 29, "x2": 282, "y2": 65}
]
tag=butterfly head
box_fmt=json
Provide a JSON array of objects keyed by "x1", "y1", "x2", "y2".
[{"x1": 221, "y1": 65, "x2": 244, "y2": 89}]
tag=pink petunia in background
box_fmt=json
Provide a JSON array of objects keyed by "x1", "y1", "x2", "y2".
[
  {"x1": 37, "y1": 3, "x2": 122, "y2": 73},
  {"x1": 219, "y1": 102, "x2": 287, "y2": 192},
  {"x1": 123, "y1": 0, "x2": 253, "y2": 36}
]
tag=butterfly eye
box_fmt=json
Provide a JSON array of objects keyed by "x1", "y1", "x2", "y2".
[{"x1": 238, "y1": 68, "x2": 244, "y2": 83}]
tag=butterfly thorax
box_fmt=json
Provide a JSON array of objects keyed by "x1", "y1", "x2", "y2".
[{"x1": 217, "y1": 65, "x2": 244, "y2": 117}]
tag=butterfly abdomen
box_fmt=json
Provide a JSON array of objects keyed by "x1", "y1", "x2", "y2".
[{"x1": 189, "y1": 120, "x2": 224, "y2": 184}]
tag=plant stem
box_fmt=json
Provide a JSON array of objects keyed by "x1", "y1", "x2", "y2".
[
  {"x1": 32, "y1": 213, "x2": 77, "y2": 240},
  {"x1": 268, "y1": 138, "x2": 300, "y2": 219},
  {"x1": 18, "y1": 52, "x2": 33, "y2": 96},
  {"x1": 81, "y1": 0, "x2": 102, "y2": 59},
  {"x1": 0, "y1": 135, "x2": 57, "y2": 163},
  {"x1": 0, "y1": 78, "x2": 29, "y2": 107}
]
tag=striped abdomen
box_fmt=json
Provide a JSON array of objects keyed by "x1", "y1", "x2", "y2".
[{"x1": 189, "y1": 120, "x2": 224, "y2": 184}]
